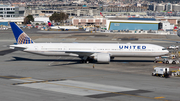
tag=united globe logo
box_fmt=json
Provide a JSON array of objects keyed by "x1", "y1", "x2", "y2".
[{"x1": 18, "y1": 33, "x2": 33, "y2": 44}]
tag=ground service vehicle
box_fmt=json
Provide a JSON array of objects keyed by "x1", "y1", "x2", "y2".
[
  {"x1": 152, "y1": 67, "x2": 169, "y2": 78},
  {"x1": 168, "y1": 45, "x2": 179, "y2": 49},
  {"x1": 163, "y1": 58, "x2": 179, "y2": 64}
]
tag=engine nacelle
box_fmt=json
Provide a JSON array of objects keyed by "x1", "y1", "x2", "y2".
[{"x1": 94, "y1": 53, "x2": 110, "y2": 63}]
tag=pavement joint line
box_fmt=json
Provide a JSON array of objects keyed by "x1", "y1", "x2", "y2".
[
  {"x1": 12, "y1": 79, "x2": 66, "y2": 85},
  {"x1": 62, "y1": 74, "x2": 116, "y2": 79},
  {"x1": 18, "y1": 74, "x2": 116, "y2": 82}
]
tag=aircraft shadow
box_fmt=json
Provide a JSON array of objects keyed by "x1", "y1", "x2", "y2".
[
  {"x1": 6, "y1": 56, "x2": 82, "y2": 66},
  {"x1": 111, "y1": 60, "x2": 154, "y2": 62},
  {"x1": 0, "y1": 49, "x2": 17, "y2": 56},
  {"x1": 7, "y1": 56, "x2": 81, "y2": 62},
  {"x1": 50, "y1": 62, "x2": 81, "y2": 66},
  {"x1": 7, "y1": 57, "x2": 154, "y2": 63}
]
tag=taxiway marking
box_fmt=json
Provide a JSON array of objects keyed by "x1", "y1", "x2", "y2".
[{"x1": 154, "y1": 96, "x2": 165, "y2": 99}]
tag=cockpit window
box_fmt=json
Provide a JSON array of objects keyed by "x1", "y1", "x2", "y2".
[{"x1": 162, "y1": 48, "x2": 167, "y2": 50}]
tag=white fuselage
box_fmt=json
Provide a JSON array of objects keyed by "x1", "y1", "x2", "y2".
[
  {"x1": 50, "y1": 26, "x2": 79, "y2": 30},
  {"x1": 10, "y1": 43, "x2": 169, "y2": 57}
]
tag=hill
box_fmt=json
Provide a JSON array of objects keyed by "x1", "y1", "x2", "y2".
[{"x1": 147, "y1": 0, "x2": 180, "y2": 3}]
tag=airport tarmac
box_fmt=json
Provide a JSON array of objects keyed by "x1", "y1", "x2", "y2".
[{"x1": 0, "y1": 28, "x2": 180, "y2": 101}]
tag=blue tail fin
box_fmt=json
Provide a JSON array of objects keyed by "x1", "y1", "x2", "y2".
[{"x1": 10, "y1": 22, "x2": 34, "y2": 44}]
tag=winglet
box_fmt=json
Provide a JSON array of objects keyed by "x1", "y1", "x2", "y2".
[{"x1": 10, "y1": 22, "x2": 34, "y2": 44}]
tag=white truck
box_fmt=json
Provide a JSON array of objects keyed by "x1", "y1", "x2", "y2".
[{"x1": 152, "y1": 67, "x2": 170, "y2": 78}]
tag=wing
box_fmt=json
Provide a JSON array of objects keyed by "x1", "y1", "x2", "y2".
[{"x1": 65, "y1": 51, "x2": 96, "y2": 56}]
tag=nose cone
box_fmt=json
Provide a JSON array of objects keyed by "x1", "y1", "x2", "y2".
[{"x1": 164, "y1": 50, "x2": 169, "y2": 55}]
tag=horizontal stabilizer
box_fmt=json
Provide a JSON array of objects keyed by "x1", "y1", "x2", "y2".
[{"x1": 9, "y1": 45, "x2": 27, "y2": 50}]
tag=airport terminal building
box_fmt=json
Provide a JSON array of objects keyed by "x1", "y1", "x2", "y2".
[{"x1": 106, "y1": 18, "x2": 162, "y2": 31}]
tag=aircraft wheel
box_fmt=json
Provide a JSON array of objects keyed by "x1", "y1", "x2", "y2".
[
  {"x1": 81, "y1": 60, "x2": 85, "y2": 63},
  {"x1": 166, "y1": 61, "x2": 169, "y2": 64},
  {"x1": 172, "y1": 61, "x2": 176, "y2": 64}
]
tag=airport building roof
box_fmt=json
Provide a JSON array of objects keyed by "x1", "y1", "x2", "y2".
[
  {"x1": 106, "y1": 19, "x2": 161, "y2": 30},
  {"x1": 128, "y1": 18, "x2": 156, "y2": 21}
]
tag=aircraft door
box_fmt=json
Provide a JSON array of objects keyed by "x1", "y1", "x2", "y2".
[
  {"x1": 34, "y1": 46, "x2": 38, "y2": 50},
  {"x1": 64, "y1": 46, "x2": 67, "y2": 51},
  {"x1": 93, "y1": 46, "x2": 97, "y2": 51}
]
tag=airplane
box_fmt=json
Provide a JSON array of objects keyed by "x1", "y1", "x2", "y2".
[
  {"x1": 7, "y1": 22, "x2": 169, "y2": 63},
  {"x1": 50, "y1": 26, "x2": 79, "y2": 30}
]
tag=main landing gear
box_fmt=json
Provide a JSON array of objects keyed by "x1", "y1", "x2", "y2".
[
  {"x1": 81, "y1": 60, "x2": 89, "y2": 63},
  {"x1": 80, "y1": 56, "x2": 92, "y2": 63}
]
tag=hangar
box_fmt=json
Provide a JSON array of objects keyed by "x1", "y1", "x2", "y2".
[{"x1": 106, "y1": 18, "x2": 161, "y2": 31}]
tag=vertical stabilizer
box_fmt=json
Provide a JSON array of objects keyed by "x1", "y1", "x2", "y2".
[{"x1": 10, "y1": 22, "x2": 34, "y2": 44}]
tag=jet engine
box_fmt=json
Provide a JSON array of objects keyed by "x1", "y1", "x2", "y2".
[{"x1": 94, "y1": 53, "x2": 110, "y2": 63}]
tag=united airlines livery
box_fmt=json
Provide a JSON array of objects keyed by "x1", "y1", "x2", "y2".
[{"x1": 9, "y1": 22, "x2": 169, "y2": 63}]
